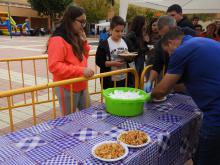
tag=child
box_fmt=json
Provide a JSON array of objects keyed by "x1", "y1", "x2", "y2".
[
  {"x1": 48, "y1": 6, "x2": 94, "y2": 115},
  {"x1": 96, "y1": 16, "x2": 129, "y2": 89}
]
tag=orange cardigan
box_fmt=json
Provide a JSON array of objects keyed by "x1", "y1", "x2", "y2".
[{"x1": 48, "y1": 36, "x2": 90, "y2": 92}]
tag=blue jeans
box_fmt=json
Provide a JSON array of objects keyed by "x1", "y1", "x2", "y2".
[{"x1": 193, "y1": 124, "x2": 220, "y2": 165}]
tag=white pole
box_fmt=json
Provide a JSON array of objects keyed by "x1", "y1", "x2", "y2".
[{"x1": 119, "y1": 0, "x2": 129, "y2": 21}]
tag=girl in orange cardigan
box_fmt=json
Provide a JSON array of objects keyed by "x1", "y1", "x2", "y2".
[{"x1": 48, "y1": 6, "x2": 94, "y2": 115}]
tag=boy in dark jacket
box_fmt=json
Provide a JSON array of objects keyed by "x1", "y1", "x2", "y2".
[{"x1": 96, "y1": 16, "x2": 130, "y2": 89}]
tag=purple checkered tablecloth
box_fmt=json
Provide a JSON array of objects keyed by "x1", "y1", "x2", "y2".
[{"x1": 0, "y1": 94, "x2": 201, "y2": 165}]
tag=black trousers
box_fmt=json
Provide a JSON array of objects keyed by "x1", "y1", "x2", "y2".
[{"x1": 103, "y1": 79, "x2": 126, "y2": 89}]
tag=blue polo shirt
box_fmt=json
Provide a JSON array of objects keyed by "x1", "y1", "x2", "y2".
[{"x1": 167, "y1": 35, "x2": 220, "y2": 127}]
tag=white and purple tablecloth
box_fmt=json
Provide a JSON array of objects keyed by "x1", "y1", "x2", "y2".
[{"x1": 0, "y1": 94, "x2": 202, "y2": 165}]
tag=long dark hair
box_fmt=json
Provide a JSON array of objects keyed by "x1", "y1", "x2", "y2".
[
  {"x1": 128, "y1": 16, "x2": 146, "y2": 47},
  {"x1": 147, "y1": 18, "x2": 158, "y2": 34},
  {"x1": 49, "y1": 6, "x2": 86, "y2": 61}
]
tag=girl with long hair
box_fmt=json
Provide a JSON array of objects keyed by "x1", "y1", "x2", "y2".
[
  {"x1": 126, "y1": 16, "x2": 149, "y2": 78},
  {"x1": 48, "y1": 6, "x2": 94, "y2": 115}
]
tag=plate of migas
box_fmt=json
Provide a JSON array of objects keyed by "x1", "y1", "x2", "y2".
[
  {"x1": 91, "y1": 141, "x2": 129, "y2": 162},
  {"x1": 117, "y1": 130, "x2": 151, "y2": 148},
  {"x1": 118, "y1": 51, "x2": 138, "y2": 57}
]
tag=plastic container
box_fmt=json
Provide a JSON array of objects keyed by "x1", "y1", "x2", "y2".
[{"x1": 102, "y1": 87, "x2": 151, "y2": 117}]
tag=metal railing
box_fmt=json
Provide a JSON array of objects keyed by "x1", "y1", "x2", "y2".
[
  {"x1": 139, "y1": 65, "x2": 153, "y2": 89},
  {"x1": 0, "y1": 53, "x2": 99, "y2": 109},
  {"x1": 0, "y1": 68, "x2": 139, "y2": 132},
  {"x1": 0, "y1": 54, "x2": 156, "y2": 133}
]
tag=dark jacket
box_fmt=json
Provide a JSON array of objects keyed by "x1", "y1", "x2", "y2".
[
  {"x1": 95, "y1": 39, "x2": 131, "y2": 89},
  {"x1": 147, "y1": 32, "x2": 161, "y2": 65},
  {"x1": 95, "y1": 40, "x2": 111, "y2": 89},
  {"x1": 125, "y1": 31, "x2": 149, "y2": 77},
  {"x1": 178, "y1": 16, "x2": 194, "y2": 29},
  {"x1": 152, "y1": 27, "x2": 196, "y2": 74}
]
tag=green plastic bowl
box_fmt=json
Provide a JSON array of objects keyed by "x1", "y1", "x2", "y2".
[{"x1": 102, "y1": 87, "x2": 151, "y2": 117}]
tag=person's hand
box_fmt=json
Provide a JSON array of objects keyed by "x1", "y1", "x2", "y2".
[
  {"x1": 143, "y1": 33, "x2": 150, "y2": 43},
  {"x1": 124, "y1": 56, "x2": 135, "y2": 62},
  {"x1": 144, "y1": 81, "x2": 152, "y2": 93},
  {"x1": 83, "y1": 68, "x2": 94, "y2": 78},
  {"x1": 111, "y1": 61, "x2": 125, "y2": 67},
  {"x1": 79, "y1": 29, "x2": 87, "y2": 42}
]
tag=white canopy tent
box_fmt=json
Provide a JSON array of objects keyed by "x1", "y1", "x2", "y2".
[
  {"x1": 119, "y1": 0, "x2": 220, "y2": 20},
  {"x1": 95, "y1": 22, "x2": 110, "y2": 27},
  {"x1": 94, "y1": 22, "x2": 110, "y2": 35}
]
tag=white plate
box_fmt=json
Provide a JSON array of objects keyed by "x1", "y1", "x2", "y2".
[
  {"x1": 91, "y1": 141, "x2": 129, "y2": 162},
  {"x1": 118, "y1": 52, "x2": 138, "y2": 57},
  {"x1": 117, "y1": 131, "x2": 151, "y2": 148},
  {"x1": 152, "y1": 96, "x2": 167, "y2": 103}
]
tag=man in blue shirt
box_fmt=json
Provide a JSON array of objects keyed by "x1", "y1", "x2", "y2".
[{"x1": 151, "y1": 28, "x2": 220, "y2": 165}]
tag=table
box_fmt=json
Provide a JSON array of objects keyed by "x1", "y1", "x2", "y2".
[{"x1": 0, "y1": 94, "x2": 201, "y2": 165}]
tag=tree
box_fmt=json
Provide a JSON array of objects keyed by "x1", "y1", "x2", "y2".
[
  {"x1": 76, "y1": 0, "x2": 119, "y2": 23},
  {"x1": 75, "y1": 0, "x2": 109, "y2": 23},
  {"x1": 28, "y1": 0, "x2": 73, "y2": 30},
  {"x1": 126, "y1": 5, "x2": 148, "y2": 23},
  {"x1": 187, "y1": 14, "x2": 217, "y2": 22},
  {"x1": 106, "y1": 0, "x2": 115, "y2": 6},
  {"x1": 126, "y1": 4, "x2": 163, "y2": 23}
]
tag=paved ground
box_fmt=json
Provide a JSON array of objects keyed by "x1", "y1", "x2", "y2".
[{"x1": 0, "y1": 35, "x2": 100, "y2": 135}]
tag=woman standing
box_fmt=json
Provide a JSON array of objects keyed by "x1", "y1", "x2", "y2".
[
  {"x1": 126, "y1": 16, "x2": 149, "y2": 78},
  {"x1": 48, "y1": 6, "x2": 94, "y2": 115},
  {"x1": 146, "y1": 18, "x2": 160, "y2": 65}
]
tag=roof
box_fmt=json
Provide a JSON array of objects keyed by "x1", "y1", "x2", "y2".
[
  {"x1": 129, "y1": 0, "x2": 220, "y2": 14},
  {"x1": 0, "y1": 0, "x2": 30, "y2": 7}
]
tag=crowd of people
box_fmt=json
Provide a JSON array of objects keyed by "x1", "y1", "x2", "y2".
[{"x1": 47, "y1": 4, "x2": 220, "y2": 165}]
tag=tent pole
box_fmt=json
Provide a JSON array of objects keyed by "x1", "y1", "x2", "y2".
[{"x1": 8, "y1": 2, "x2": 12, "y2": 39}]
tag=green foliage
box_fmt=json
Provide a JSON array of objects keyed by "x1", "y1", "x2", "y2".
[
  {"x1": 127, "y1": 4, "x2": 163, "y2": 23},
  {"x1": 76, "y1": 0, "x2": 119, "y2": 23},
  {"x1": 28, "y1": 0, "x2": 73, "y2": 19},
  {"x1": 126, "y1": 5, "x2": 147, "y2": 23},
  {"x1": 111, "y1": 0, "x2": 119, "y2": 16},
  {"x1": 187, "y1": 13, "x2": 217, "y2": 22},
  {"x1": 106, "y1": 0, "x2": 114, "y2": 6}
]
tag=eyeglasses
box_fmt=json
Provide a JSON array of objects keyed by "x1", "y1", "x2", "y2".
[{"x1": 75, "y1": 19, "x2": 86, "y2": 27}]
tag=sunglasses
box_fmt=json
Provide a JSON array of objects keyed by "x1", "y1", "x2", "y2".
[{"x1": 75, "y1": 19, "x2": 86, "y2": 27}]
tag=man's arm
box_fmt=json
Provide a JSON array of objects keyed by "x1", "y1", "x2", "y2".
[
  {"x1": 151, "y1": 73, "x2": 181, "y2": 99},
  {"x1": 148, "y1": 70, "x2": 158, "y2": 82}
]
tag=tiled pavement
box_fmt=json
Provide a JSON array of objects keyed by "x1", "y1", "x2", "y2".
[{"x1": 0, "y1": 36, "x2": 100, "y2": 134}]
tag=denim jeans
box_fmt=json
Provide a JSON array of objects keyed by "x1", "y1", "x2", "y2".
[{"x1": 193, "y1": 124, "x2": 220, "y2": 165}]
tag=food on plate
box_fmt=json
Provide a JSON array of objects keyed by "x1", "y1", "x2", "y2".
[
  {"x1": 118, "y1": 130, "x2": 148, "y2": 145},
  {"x1": 109, "y1": 90, "x2": 144, "y2": 99},
  {"x1": 122, "y1": 51, "x2": 129, "y2": 54},
  {"x1": 118, "y1": 51, "x2": 138, "y2": 56},
  {"x1": 94, "y1": 143, "x2": 125, "y2": 159}
]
